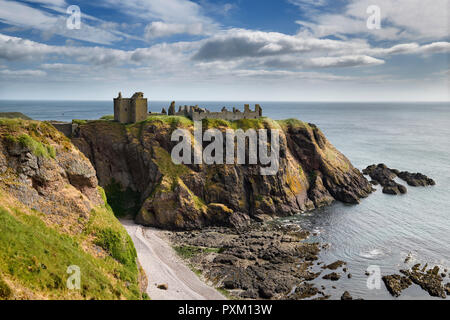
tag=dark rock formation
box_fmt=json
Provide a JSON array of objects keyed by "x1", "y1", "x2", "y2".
[
  {"x1": 363, "y1": 164, "x2": 435, "y2": 196},
  {"x1": 168, "y1": 224, "x2": 322, "y2": 300},
  {"x1": 323, "y1": 272, "x2": 341, "y2": 281},
  {"x1": 72, "y1": 119, "x2": 372, "y2": 230},
  {"x1": 384, "y1": 264, "x2": 447, "y2": 298},
  {"x1": 397, "y1": 171, "x2": 436, "y2": 187},
  {"x1": 400, "y1": 265, "x2": 446, "y2": 298},
  {"x1": 341, "y1": 291, "x2": 353, "y2": 300},
  {"x1": 322, "y1": 260, "x2": 346, "y2": 270},
  {"x1": 382, "y1": 274, "x2": 412, "y2": 297}
]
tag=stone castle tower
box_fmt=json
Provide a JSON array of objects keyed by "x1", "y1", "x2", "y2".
[{"x1": 114, "y1": 92, "x2": 148, "y2": 124}]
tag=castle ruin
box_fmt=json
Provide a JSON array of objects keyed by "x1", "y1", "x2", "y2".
[
  {"x1": 114, "y1": 92, "x2": 148, "y2": 124},
  {"x1": 167, "y1": 102, "x2": 263, "y2": 121},
  {"x1": 113, "y1": 92, "x2": 263, "y2": 124}
]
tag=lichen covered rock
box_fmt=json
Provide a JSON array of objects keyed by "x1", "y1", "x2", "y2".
[{"x1": 73, "y1": 117, "x2": 373, "y2": 230}]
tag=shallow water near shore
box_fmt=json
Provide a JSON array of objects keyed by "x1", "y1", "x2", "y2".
[{"x1": 1, "y1": 100, "x2": 449, "y2": 299}]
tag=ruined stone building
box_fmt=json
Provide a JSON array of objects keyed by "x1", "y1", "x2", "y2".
[
  {"x1": 167, "y1": 101, "x2": 263, "y2": 121},
  {"x1": 112, "y1": 92, "x2": 263, "y2": 124},
  {"x1": 114, "y1": 92, "x2": 148, "y2": 124}
]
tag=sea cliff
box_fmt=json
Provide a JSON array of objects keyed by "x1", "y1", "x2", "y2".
[{"x1": 72, "y1": 117, "x2": 372, "y2": 230}]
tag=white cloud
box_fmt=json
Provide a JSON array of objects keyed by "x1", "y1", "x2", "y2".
[
  {"x1": 192, "y1": 29, "x2": 369, "y2": 61},
  {"x1": 296, "y1": 0, "x2": 449, "y2": 41},
  {"x1": 192, "y1": 28, "x2": 449, "y2": 63},
  {"x1": 144, "y1": 22, "x2": 207, "y2": 39},
  {"x1": 103, "y1": 0, "x2": 218, "y2": 38},
  {"x1": 306, "y1": 55, "x2": 385, "y2": 68},
  {"x1": 1, "y1": 31, "x2": 447, "y2": 79},
  {"x1": 0, "y1": 68, "x2": 46, "y2": 76},
  {"x1": 103, "y1": 0, "x2": 209, "y2": 24},
  {"x1": 0, "y1": 33, "x2": 194, "y2": 68},
  {"x1": 0, "y1": 0, "x2": 140, "y2": 44},
  {"x1": 23, "y1": 0, "x2": 67, "y2": 5},
  {"x1": 346, "y1": 0, "x2": 449, "y2": 40},
  {"x1": 362, "y1": 42, "x2": 450, "y2": 56}
]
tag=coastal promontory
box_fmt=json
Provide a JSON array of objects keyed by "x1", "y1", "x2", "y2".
[{"x1": 72, "y1": 117, "x2": 373, "y2": 230}]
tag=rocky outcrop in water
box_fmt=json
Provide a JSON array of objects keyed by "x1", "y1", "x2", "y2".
[
  {"x1": 363, "y1": 164, "x2": 435, "y2": 195},
  {"x1": 382, "y1": 274, "x2": 412, "y2": 297},
  {"x1": 400, "y1": 265, "x2": 446, "y2": 298},
  {"x1": 383, "y1": 263, "x2": 448, "y2": 299},
  {"x1": 72, "y1": 118, "x2": 372, "y2": 230},
  {"x1": 341, "y1": 291, "x2": 353, "y2": 300}
]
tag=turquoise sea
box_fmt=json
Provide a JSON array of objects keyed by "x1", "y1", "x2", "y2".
[{"x1": 0, "y1": 100, "x2": 449, "y2": 300}]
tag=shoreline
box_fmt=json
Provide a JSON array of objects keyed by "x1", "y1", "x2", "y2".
[
  {"x1": 125, "y1": 216, "x2": 450, "y2": 301},
  {"x1": 121, "y1": 219, "x2": 226, "y2": 300}
]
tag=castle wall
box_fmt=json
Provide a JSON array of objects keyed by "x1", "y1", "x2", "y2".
[
  {"x1": 114, "y1": 96, "x2": 148, "y2": 124},
  {"x1": 170, "y1": 104, "x2": 263, "y2": 121},
  {"x1": 114, "y1": 98, "x2": 132, "y2": 123},
  {"x1": 131, "y1": 98, "x2": 148, "y2": 123},
  {"x1": 49, "y1": 122, "x2": 79, "y2": 138},
  {"x1": 190, "y1": 110, "x2": 260, "y2": 121}
]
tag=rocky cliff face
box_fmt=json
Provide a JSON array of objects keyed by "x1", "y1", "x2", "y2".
[
  {"x1": 72, "y1": 117, "x2": 372, "y2": 230},
  {"x1": 0, "y1": 119, "x2": 143, "y2": 300}
]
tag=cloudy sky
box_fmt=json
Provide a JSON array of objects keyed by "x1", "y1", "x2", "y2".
[{"x1": 0, "y1": 0, "x2": 448, "y2": 101}]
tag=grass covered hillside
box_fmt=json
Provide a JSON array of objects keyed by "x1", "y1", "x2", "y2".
[{"x1": 0, "y1": 118, "x2": 145, "y2": 300}]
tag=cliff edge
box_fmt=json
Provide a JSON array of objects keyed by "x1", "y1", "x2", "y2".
[
  {"x1": 72, "y1": 117, "x2": 372, "y2": 230},
  {"x1": 0, "y1": 118, "x2": 145, "y2": 300}
]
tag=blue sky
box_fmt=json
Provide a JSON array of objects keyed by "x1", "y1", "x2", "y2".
[{"x1": 0, "y1": 0, "x2": 448, "y2": 101}]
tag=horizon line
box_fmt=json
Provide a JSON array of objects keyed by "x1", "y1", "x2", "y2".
[{"x1": 0, "y1": 99, "x2": 449, "y2": 103}]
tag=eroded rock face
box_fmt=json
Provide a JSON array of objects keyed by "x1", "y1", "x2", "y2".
[
  {"x1": 0, "y1": 121, "x2": 103, "y2": 233},
  {"x1": 73, "y1": 120, "x2": 372, "y2": 230}
]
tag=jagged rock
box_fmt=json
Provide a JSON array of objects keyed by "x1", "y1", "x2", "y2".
[
  {"x1": 258, "y1": 285, "x2": 274, "y2": 299},
  {"x1": 308, "y1": 172, "x2": 335, "y2": 208},
  {"x1": 398, "y1": 171, "x2": 435, "y2": 186},
  {"x1": 364, "y1": 164, "x2": 435, "y2": 196},
  {"x1": 289, "y1": 283, "x2": 319, "y2": 300},
  {"x1": 0, "y1": 121, "x2": 102, "y2": 230},
  {"x1": 382, "y1": 274, "x2": 412, "y2": 297},
  {"x1": 383, "y1": 183, "x2": 407, "y2": 195},
  {"x1": 228, "y1": 211, "x2": 251, "y2": 230},
  {"x1": 363, "y1": 164, "x2": 397, "y2": 184},
  {"x1": 400, "y1": 266, "x2": 446, "y2": 298},
  {"x1": 322, "y1": 260, "x2": 346, "y2": 270},
  {"x1": 157, "y1": 283, "x2": 168, "y2": 290},
  {"x1": 323, "y1": 272, "x2": 341, "y2": 281},
  {"x1": 170, "y1": 224, "x2": 320, "y2": 300},
  {"x1": 240, "y1": 289, "x2": 258, "y2": 299},
  {"x1": 341, "y1": 291, "x2": 353, "y2": 300}
]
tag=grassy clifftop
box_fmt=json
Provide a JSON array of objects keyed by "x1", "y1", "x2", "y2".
[{"x1": 0, "y1": 117, "x2": 145, "y2": 300}]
